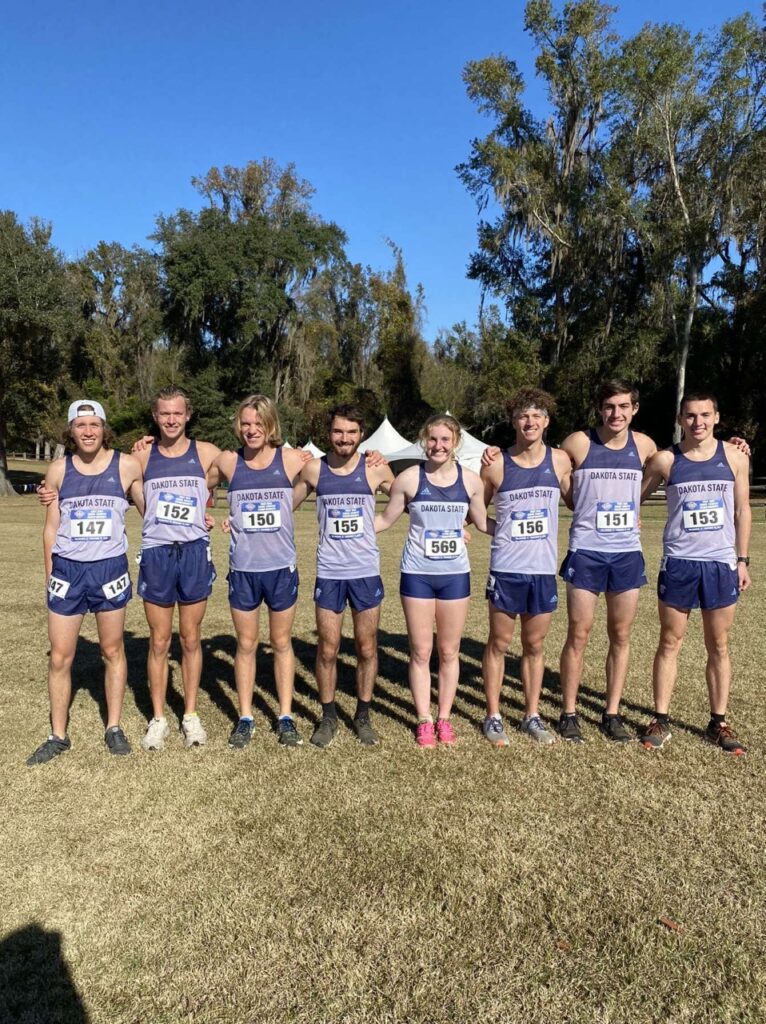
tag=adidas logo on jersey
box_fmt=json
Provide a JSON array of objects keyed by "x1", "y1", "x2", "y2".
[
  {"x1": 107, "y1": 476, "x2": 116, "y2": 482},
  {"x1": 375, "y1": 588, "x2": 382, "y2": 597},
  {"x1": 422, "y1": 487, "x2": 432, "y2": 495},
  {"x1": 544, "y1": 468, "x2": 552, "y2": 474},
  {"x1": 273, "y1": 469, "x2": 281, "y2": 475},
  {"x1": 550, "y1": 595, "x2": 557, "y2": 603},
  {"x1": 188, "y1": 458, "x2": 195, "y2": 463},
  {"x1": 716, "y1": 462, "x2": 726, "y2": 467}
]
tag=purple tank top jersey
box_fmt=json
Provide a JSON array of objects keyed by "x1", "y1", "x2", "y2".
[
  {"x1": 142, "y1": 440, "x2": 209, "y2": 549},
  {"x1": 400, "y1": 464, "x2": 471, "y2": 575},
  {"x1": 53, "y1": 450, "x2": 129, "y2": 561},
  {"x1": 569, "y1": 429, "x2": 642, "y2": 553},
  {"x1": 491, "y1": 447, "x2": 559, "y2": 575},
  {"x1": 315, "y1": 455, "x2": 379, "y2": 580},
  {"x1": 663, "y1": 441, "x2": 736, "y2": 567},
  {"x1": 227, "y1": 447, "x2": 296, "y2": 572}
]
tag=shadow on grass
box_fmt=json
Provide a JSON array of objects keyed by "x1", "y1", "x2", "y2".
[
  {"x1": 0, "y1": 923, "x2": 88, "y2": 1023},
  {"x1": 68, "y1": 621, "x2": 697, "y2": 739}
]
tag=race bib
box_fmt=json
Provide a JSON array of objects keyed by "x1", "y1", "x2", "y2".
[
  {"x1": 424, "y1": 529, "x2": 464, "y2": 560},
  {"x1": 328, "y1": 508, "x2": 364, "y2": 539},
  {"x1": 69, "y1": 509, "x2": 113, "y2": 541},
  {"x1": 241, "y1": 499, "x2": 282, "y2": 533},
  {"x1": 102, "y1": 573, "x2": 130, "y2": 600},
  {"x1": 682, "y1": 498, "x2": 724, "y2": 532},
  {"x1": 510, "y1": 509, "x2": 549, "y2": 541},
  {"x1": 596, "y1": 501, "x2": 635, "y2": 533},
  {"x1": 47, "y1": 576, "x2": 71, "y2": 598},
  {"x1": 156, "y1": 492, "x2": 197, "y2": 526}
]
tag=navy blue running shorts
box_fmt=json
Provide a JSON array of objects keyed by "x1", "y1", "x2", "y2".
[
  {"x1": 658, "y1": 557, "x2": 739, "y2": 611},
  {"x1": 399, "y1": 572, "x2": 470, "y2": 600},
  {"x1": 486, "y1": 571, "x2": 558, "y2": 616},
  {"x1": 47, "y1": 553, "x2": 132, "y2": 615},
  {"x1": 314, "y1": 575, "x2": 384, "y2": 613},
  {"x1": 228, "y1": 566, "x2": 299, "y2": 612},
  {"x1": 138, "y1": 538, "x2": 216, "y2": 605},
  {"x1": 559, "y1": 548, "x2": 647, "y2": 595}
]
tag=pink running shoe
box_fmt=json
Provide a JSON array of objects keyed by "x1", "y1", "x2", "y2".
[
  {"x1": 415, "y1": 720, "x2": 436, "y2": 748},
  {"x1": 435, "y1": 719, "x2": 457, "y2": 745}
]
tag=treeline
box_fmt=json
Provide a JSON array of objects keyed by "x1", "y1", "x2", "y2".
[{"x1": 1, "y1": 1, "x2": 764, "y2": 496}]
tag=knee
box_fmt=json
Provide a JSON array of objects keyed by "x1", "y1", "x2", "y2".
[
  {"x1": 355, "y1": 637, "x2": 377, "y2": 663},
  {"x1": 607, "y1": 624, "x2": 631, "y2": 647},
  {"x1": 100, "y1": 642, "x2": 125, "y2": 665},
  {"x1": 269, "y1": 632, "x2": 292, "y2": 657},
  {"x1": 436, "y1": 643, "x2": 460, "y2": 666},
  {"x1": 49, "y1": 647, "x2": 75, "y2": 673},
  {"x1": 705, "y1": 635, "x2": 729, "y2": 660},
  {"x1": 521, "y1": 636, "x2": 544, "y2": 659},
  {"x1": 317, "y1": 640, "x2": 340, "y2": 666},
  {"x1": 658, "y1": 630, "x2": 684, "y2": 656},
  {"x1": 566, "y1": 623, "x2": 591, "y2": 654},
  {"x1": 178, "y1": 629, "x2": 201, "y2": 657},
  {"x1": 487, "y1": 634, "x2": 510, "y2": 658},
  {"x1": 149, "y1": 632, "x2": 171, "y2": 659},
  {"x1": 410, "y1": 643, "x2": 432, "y2": 666},
  {"x1": 237, "y1": 635, "x2": 259, "y2": 658}
]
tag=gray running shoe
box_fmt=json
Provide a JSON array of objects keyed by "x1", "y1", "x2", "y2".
[
  {"x1": 353, "y1": 716, "x2": 380, "y2": 746},
  {"x1": 181, "y1": 713, "x2": 207, "y2": 748},
  {"x1": 26, "y1": 734, "x2": 71, "y2": 766},
  {"x1": 276, "y1": 716, "x2": 303, "y2": 747},
  {"x1": 641, "y1": 718, "x2": 671, "y2": 750},
  {"x1": 520, "y1": 714, "x2": 556, "y2": 745},
  {"x1": 600, "y1": 713, "x2": 633, "y2": 743},
  {"x1": 310, "y1": 717, "x2": 338, "y2": 748},
  {"x1": 141, "y1": 716, "x2": 170, "y2": 752},
  {"x1": 104, "y1": 726, "x2": 131, "y2": 756},
  {"x1": 557, "y1": 713, "x2": 585, "y2": 744},
  {"x1": 482, "y1": 716, "x2": 510, "y2": 747},
  {"x1": 229, "y1": 718, "x2": 254, "y2": 749}
]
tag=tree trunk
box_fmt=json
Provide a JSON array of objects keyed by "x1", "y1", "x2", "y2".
[
  {"x1": 673, "y1": 264, "x2": 698, "y2": 443},
  {"x1": 0, "y1": 417, "x2": 16, "y2": 496}
]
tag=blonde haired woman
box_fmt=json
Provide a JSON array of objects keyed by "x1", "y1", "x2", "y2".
[{"x1": 375, "y1": 415, "x2": 493, "y2": 746}]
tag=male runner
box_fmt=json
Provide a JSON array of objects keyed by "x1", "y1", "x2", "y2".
[
  {"x1": 134, "y1": 387, "x2": 220, "y2": 751},
  {"x1": 480, "y1": 388, "x2": 572, "y2": 746},
  {"x1": 295, "y1": 405, "x2": 395, "y2": 748},
  {"x1": 639, "y1": 393, "x2": 751, "y2": 754}
]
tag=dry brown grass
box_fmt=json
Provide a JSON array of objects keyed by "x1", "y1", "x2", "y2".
[{"x1": 1, "y1": 493, "x2": 765, "y2": 1024}]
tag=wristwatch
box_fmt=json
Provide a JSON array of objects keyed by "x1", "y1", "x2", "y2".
[{"x1": 737, "y1": 556, "x2": 750, "y2": 566}]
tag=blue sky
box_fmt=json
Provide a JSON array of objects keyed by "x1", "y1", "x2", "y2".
[{"x1": 1, "y1": 1, "x2": 760, "y2": 338}]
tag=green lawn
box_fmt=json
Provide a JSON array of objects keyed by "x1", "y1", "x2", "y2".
[{"x1": 1, "y1": 495, "x2": 764, "y2": 1023}]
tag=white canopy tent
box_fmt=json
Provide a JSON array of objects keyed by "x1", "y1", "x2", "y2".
[
  {"x1": 303, "y1": 439, "x2": 325, "y2": 458},
  {"x1": 358, "y1": 416, "x2": 412, "y2": 456},
  {"x1": 385, "y1": 414, "x2": 488, "y2": 474}
]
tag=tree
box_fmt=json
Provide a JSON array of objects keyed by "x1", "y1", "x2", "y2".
[
  {"x1": 0, "y1": 213, "x2": 73, "y2": 495},
  {"x1": 154, "y1": 159, "x2": 346, "y2": 406}
]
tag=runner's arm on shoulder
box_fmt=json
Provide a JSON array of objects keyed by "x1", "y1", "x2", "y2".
[
  {"x1": 121, "y1": 454, "x2": 145, "y2": 516},
  {"x1": 42, "y1": 469, "x2": 62, "y2": 579},
  {"x1": 728, "y1": 435, "x2": 751, "y2": 458},
  {"x1": 131, "y1": 435, "x2": 155, "y2": 454},
  {"x1": 480, "y1": 445, "x2": 501, "y2": 468},
  {"x1": 196, "y1": 441, "x2": 222, "y2": 471},
  {"x1": 553, "y1": 449, "x2": 574, "y2": 509},
  {"x1": 283, "y1": 448, "x2": 310, "y2": 480},
  {"x1": 375, "y1": 465, "x2": 396, "y2": 496},
  {"x1": 560, "y1": 431, "x2": 587, "y2": 467},
  {"x1": 466, "y1": 477, "x2": 494, "y2": 536},
  {"x1": 634, "y1": 432, "x2": 658, "y2": 466},
  {"x1": 293, "y1": 460, "x2": 319, "y2": 509},
  {"x1": 207, "y1": 449, "x2": 237, "y2": 489},
  {"x1": 640, "y1": 450, "x2": 671, "y2": 502},
  {"x1": 480, "y1": 459, "x2": 502, "y2": 508},
  {"x1": 374, "y1": 475, "x2": 407, "y2": 532}
]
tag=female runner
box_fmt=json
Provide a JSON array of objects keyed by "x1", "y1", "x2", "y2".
[
  {"x1": 27, "y1": 400, "x2": 144, "y2": 764},
  {"x1": 375, "y1": 414, "x2": 493, "y2": 746}
]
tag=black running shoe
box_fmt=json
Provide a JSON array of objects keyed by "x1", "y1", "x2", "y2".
[
  {"x1": 557, "y1": 713, "x2": 584, "y2": 744},
  {"x1": 600, "y1": 713, "x2": 632, "y2": 743},
  {"x1": 105, "y1": 726, "x2": 131, "y2": 756},
  {"x1": 310, "y1": 717, "x2": 338, "y2": 748},
  {"x1": 26, "y1": 734, "x2": 71, "y2": 766},
  {"x1": 353, "y1": 716, "x2": 380, "y2": 747},
  {"x1": 276, "y1": 716, "x2": 303, "y2": 747},
  {"x1": 704, "y1": 721, "x2": 746, "y2": 756},
  {"x1": 228, "y1": 718, "x2": 254, "y2": 749},
  {"x1": 641, "y1": 718, "x2": 671, "y2": 750}
]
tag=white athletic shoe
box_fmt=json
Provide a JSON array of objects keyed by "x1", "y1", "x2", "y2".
[
  {"x1": 141, "y1": 716, "x2": 170, "y2": 752},
  {"x1": 181, "y1": 713, "x2": 207, "y2": 748}
]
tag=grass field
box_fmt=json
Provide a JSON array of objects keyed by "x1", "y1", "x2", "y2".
[{"x1": 1, "y1": 476, "x2": 765, "y2": 1024}]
